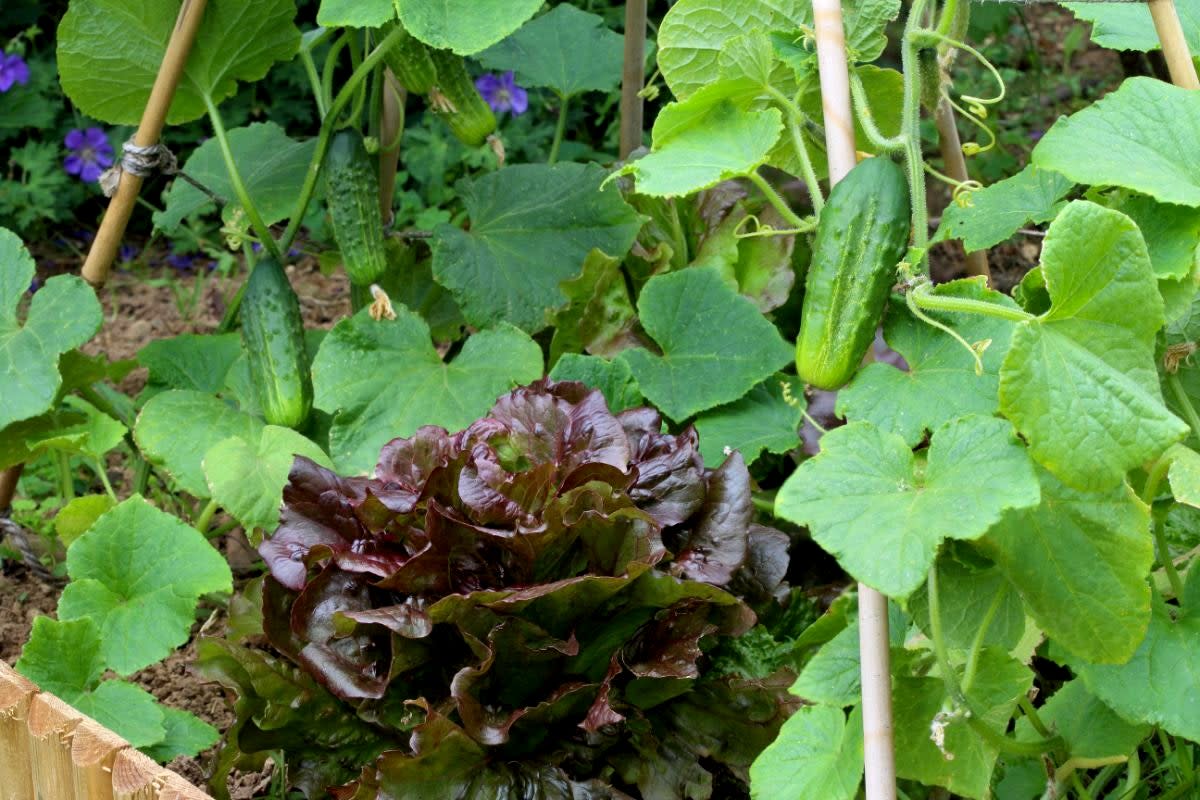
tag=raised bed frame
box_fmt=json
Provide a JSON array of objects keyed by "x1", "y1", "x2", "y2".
[{"x1": 0, "y1": 660, "x2": 212, "y2": 800}]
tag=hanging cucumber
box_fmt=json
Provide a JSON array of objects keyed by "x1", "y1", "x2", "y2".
[
  {"x1": 378, "y1": 21, "x2": 438, "y2": 95},
  {"x1": 795, "y1": 156, "x2": 911, "y2": 390},
  {"x1": 241, "y1": 257, "x2": 313, "y2": 429},
  {"x1": 324, "y1": 130, "x2": 388, "y2": 287},
  {"x1": 427, "y1": 49, "x2": 496, "y2": 147}
]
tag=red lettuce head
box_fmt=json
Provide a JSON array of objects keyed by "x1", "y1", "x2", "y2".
[{"x1": 203, "y1": 380, "x2": 793, "y2": 798}]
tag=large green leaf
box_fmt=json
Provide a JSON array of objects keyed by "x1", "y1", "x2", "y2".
[
  {"x1": 58, "y1": 496, "x2": 233, "y2": 675},
  {"x1": 1067, "y1": 571, "x2": 1200, "y2": 741},
  {"x1": 154, "y1": 122, "x2": 317, "y2": 233},
  {"x1": 203, "y1": 425, "x2": 333, "y2": 533},
  {"x1": 978, "y1": 467, "x2": 1151, "y2": 664},
  {"x1": 931, "y1": 165, "x2": 1073, "y2": 252},
  {"x1": 657, "y1": 0, "x2": 811, "y2": 99},
  {"x1": 58, "y1": 0, "x2": 301, "y2": 125},
  {"x1": 619, "y1": 267, "x2": 793, "y2": 421},
  {"x1": 694, "y1": 374, "x2": 804, "y2": 467},
  {"x1": 312, "y1": 307, "x2": 543, "y2": 474},
  {"x1": 395, "y1": 0, "x2": 542, "y2": 55},
  {"x1": 134, "y1": 390, "x2": 264, "y2": 497},
  {"x1": 893, "y1": 648, "x2": 1033, "y2": 799},
  {"x1": 789, "y1": 623, "x2": 865, "y2": 706},
  {"x1": 1107, "y1": 192, "x2": 1200, "y2": 281},
  {"x1": 615, "y1": 98, "x2": 782, "y2": 197},
  {"x1": 1032, "y1": 78, "x2": 1200, "y2": 208},
  {"x1": 16, "y1": 616, "x2": 167, "y2": 749},
  {"x1": 142, "y1": 706, "x2": 220, "y2": 763},
  {"x1": 0, "y1": 228, "x2": 101, "y2": 429},
  {"x1": 748, "y1": 704, "x2": 863, "y2": 800},
  {"x1": 475, "y1": 5, "x2": 623, "y2": 99},
  {"x1": 317, "y1": 0, "x2": 393, "y2": 27},
  {"x1": 1063, "y1": 0, "x2": 1200, "y2": 53},
  {"x1": 548, "y1": 354, "x2": 644, "y2": 413},
  {"x1": 775, "y1": 416, "x2": 1040, "y2": 598},
  {"x1": 138, "y1": 332, "x2": 243, "y2": 393},
  {"x1": 837, "y1": 278, "x2": 1017, "y2": 447},
  {"x1": 431, "y1": 163, "x2": 642, "y2": 333},
  {"x1": 1015, "y1": 679, "x2": 1149, "y2": 760},
  {"x1": 907, "y1": 554, "x2": 1027, "y2": 655},
  {"x1": 548, "y1": 249, "x2": 641, "y2": 365},
  {"x1": 999, "y1": 201, "x2": 1188, "y2": 489}
]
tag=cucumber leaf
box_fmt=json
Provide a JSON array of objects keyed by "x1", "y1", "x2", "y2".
[
  {"x1": 1033, "y1": 78, "x2": 1200, "y2": 208},
  {"x1": 619, "y1": 267, "x2": 793, "y2": 421},
  {"x1": 0, "y1": 228, "x2": 101, "y2": 429},
  {"x1": 57, "y1": 496, "x2": 233, "y2": 675},
  {"x1": 1063, "y1": 0, "x2": 1200, "y2": 53},
  {"x1": 548, "y1": 354, "x2": 644, "y2": 413},
  {"x1": 312, "y1": 307, "x2": 543, "y2": 474},
  {"x1": 695, "y1": 375, "x2": 804, "y2": 467},
  {"x1": 837, "y1": 278, "x2": 1017, "y2": 447},
  {"x1": 316, "y1": 0, "x2": 393, "y2": 27},
  {"x1": 998, "y1": 201, "x2": 1188, "y2": 490},
  {"x1": 58, "y1": 0, "x2": 301, "y2": 125},
  {"x1": 432, "y1": 163, "x2": 642, "y2": 333},
  {"x1": 749, "y1": 704, "x2": 864, "y2": 800},
  {"x1": 977, "y1": 467, "x2": 1152, "y2": 664},
  {"x1": 775, "y1": 416, "x2": 1040, "y2": 598},
  {"x1": 396, "y1": 0, "x2": 542, "y2": 55},
  {"x1": 931, "y1": 165, "x2": 1073, "y2": 252}
]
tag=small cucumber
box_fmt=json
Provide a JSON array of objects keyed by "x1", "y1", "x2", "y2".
[
  {"x1": 379, "y1": 21, "x2": 438, "y2": 95},
  {"x1": 795, "y1": 157, "x2": 910, "y2": 390},
  {"x1": 241, "y1": 257, "x2": 312, "y2": 429},
  {"x1": 428, "y1": 49, "x2": 496, "y2": 147},
  {"x1": 324, "y1": 130, "x2": 388, "y2": 287}
]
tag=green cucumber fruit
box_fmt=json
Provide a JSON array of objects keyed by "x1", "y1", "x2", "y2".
[
  {"x1": 324, "y1": 130, "x2": 388, "y2": 287},
  {"x1": 428, "y1": 49, "x2": 497, "y2": 147},
  {"x1": 379, "y1": 21, "x2": 438, "y2": 95},
  {"x1": 241, "y1": 257, "x2": 312, "y2": 429},
  {"x1": 795, "y1": 156, "x2": 911, "y2": 390}
]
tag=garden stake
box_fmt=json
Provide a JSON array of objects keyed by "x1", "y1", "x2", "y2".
[
  {"x1": 812, "y1": 0, "x2": 898, "y2": 797},
  {"x1": 619, "y1": 0, "x2": 648, "y2": 159},
  {"x1": 81, "y1": 0, "x2": 209, "y2": 288},
  {"x1": 934, "y1": 99, "x2": 990, "y2": 281},
  {"x1": 1149, "y1": 0, "x2": 1200, "y2": 89}
]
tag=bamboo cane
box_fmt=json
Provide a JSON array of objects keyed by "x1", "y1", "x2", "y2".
[
  {"x1": 619, "y1": 0, "x2": 648, "y2": 159},
  {"x1": 81, "y1": 0, "x2": 210, "y2": 287},
  {"x1": 1148, "y1": 0, "x2": 1200, "y2": 89},
  {"x1": 933, "y1": 99, "x2": 989, "y2": 280},
  {"x1": 812, "y1": 0, "x2": 898, "y2": 797}
]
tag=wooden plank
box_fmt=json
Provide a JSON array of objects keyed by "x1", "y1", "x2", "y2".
[
  {"x1": 27, "y1": 692, "x2": 84, "y2": 800},
  {"x1": 0, "y1": 661, "x2": 37, "y2": 800}
]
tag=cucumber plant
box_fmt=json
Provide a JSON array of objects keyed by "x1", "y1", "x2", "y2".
[{"x1": 1, "y1": 0, "x2": 1198, "y2": 798}]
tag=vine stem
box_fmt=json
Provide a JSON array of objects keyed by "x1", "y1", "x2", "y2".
[
  {"x1": 959, "y1": 583, "x2": 1004, "y2": 693},
  {"x1": 810, "y1": 0, "x2": 896, "y2": 795},
  {"x1": 619, "y1": 0, "x2": 648, "y2": 158},
  {"x1": 204, "y1": 94, "x2": 284, "y2": 263},
  {"x1": 933, "y1": 100, "x2": 989, "y2": 280},
  {"x1": 548, "y1": 95, "x2": 570, "y2": 164},
  {"x1": 746, "y1": 172, "x2": 807, "y2": 230},
  {"x1": 909, "y1": 281, "x2": 1034, "y2": 322},
  {"x1": 194, "y1": 498, "x2": 219, "y2": 534},
  {"x1": 81, "y1": 0, "x2": 209, "y2": 288},
  {"x1": 900, "y1": 0, "x2": 933, "y2": 270},
  {"x1": 1167, "y1": 372, "x2": 1200, "y2": 442},
  {"x1": 93, "y1": 458, "x2": 118, "y2": 502},
  {"x1": 1142, "y1": 452, "x2": 1188, "y2": 603},
  {"x1": 765, "y1": 86, "x2": 825, "y2": 213}
]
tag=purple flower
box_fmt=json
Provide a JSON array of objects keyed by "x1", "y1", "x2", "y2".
[
  {"x1": 28, "y1": 277, "x2": 40, "y2": 294},
  {"x1": 118, "y1": 244, "x2": 139, "y2": 263},
  {"x1": 166, "y1": 250, "x2": 196, "y2": 270},
  {"x1": 0, "y1": 51, "x2": 30, "y2": 93},
  {"x1": 474, "y1": 71, "x2": 528, "y2": 116},
  {"x1": 64, "y1": 128, "x2": 114, "y2": 183}
]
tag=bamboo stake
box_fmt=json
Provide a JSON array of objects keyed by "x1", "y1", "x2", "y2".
[
  {"x1": 1148, "y1": 0, "x2": 1200, "y2": 89},
  {"x1": 0, "y1": 661, "x2": 37, "y2": 800},
  {"x1": 812, "y1": 1, "x2": 898, "y2": 798},
  {"x1": 619, "y1": 0, "x2": 648, "y2": 159},
  {"x1": 81, "y1": 0, "x2": 210, "y2": 287},
  {"x1": 933, "y1": 99, "x2": 989, "y2": 280},
  {"x1": 378, "y1": 70, "x2": 405, "y2": 225}
]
